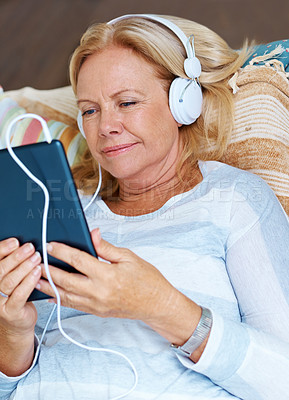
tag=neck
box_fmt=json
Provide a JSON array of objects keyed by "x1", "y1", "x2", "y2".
[
  {"x1": 105, "y1": 162, "x2": 202, "y2": 216},
  {"x1": 119, "y1": 162, "x2": 181, "y2": 198}
]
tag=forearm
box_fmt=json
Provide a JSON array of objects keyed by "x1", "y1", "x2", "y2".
[
  {"x1": 146, "y1": 287, "x2": 199, "y2": 338},
  {"x1": 0, "y1": 334, "x2": 36, "y2": 400},
  {"x1": 143, "y1": 284, "x2": 211, "y2": 365},
  {"x1": 0, "y1": 329, "x2": 35, "y2": 377}
]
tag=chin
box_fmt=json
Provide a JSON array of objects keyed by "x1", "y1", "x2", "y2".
[{"x1": 104, "y1": 162, "x2": 142, "y2": 181}]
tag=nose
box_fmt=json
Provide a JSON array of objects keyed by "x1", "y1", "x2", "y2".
[{"x1": 98, "y1": 108, "x2": 123, "y2": 137}]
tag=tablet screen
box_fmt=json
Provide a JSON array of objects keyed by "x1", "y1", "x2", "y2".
[{"x1": 0, "y1": 140, "x2": 97, "y2": 301}]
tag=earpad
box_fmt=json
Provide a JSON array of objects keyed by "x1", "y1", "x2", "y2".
[
  {"x1": 77, "y1": 111, "x2": 86, "y2": 138},
  {"x1": 169, "y1": 77, "x2": 203, "y2": 125}
]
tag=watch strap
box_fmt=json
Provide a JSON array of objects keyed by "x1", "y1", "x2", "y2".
[{"x1": 170, "y1": 307, "x2": 212, "y2": 357}]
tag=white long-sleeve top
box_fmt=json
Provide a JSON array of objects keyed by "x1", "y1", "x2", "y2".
[{"x1": 1, "y1": 160, "x2": 289, "y2": 400}]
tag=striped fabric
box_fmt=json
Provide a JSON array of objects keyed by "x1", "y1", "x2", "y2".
[
  {"x1": 221, "y1": 65, "x2": 289, "y2": 215},
  {"x1": 0, "y1": 88, "x2": 86, "y2": 167}
]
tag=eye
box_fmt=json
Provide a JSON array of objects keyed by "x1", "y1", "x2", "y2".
[
  {"x1": 82, "y1": 109, "x2": 97, "y2": 117},
  {"x1": 120, "y1": 101, "x2": 136, "y2": 107}
]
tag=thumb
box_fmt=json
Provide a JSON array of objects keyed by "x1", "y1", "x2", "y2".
[{"x1": 91, "y1": 228, "x2": 123, "y2": 263}]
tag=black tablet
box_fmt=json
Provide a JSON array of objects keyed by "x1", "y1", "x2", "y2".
[{"x1": 0, "y1": 140, "x2": 97, "y2": 301}]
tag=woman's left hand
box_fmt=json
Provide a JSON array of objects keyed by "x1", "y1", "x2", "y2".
[{"x1": 38, "y1": 229, "x2": 200, "y2": 343}]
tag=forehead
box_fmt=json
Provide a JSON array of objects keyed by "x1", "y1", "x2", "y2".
[{"x1": 76, "y1": 46, "x2": 160, "y2": 95}]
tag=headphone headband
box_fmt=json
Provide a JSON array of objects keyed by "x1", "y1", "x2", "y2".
[
  {"x1": 78, "y1": 13, "x2": 203, "y2": 133},
  {"x1": 108, "y1": 14, "x2": 195, "y2": 60}
]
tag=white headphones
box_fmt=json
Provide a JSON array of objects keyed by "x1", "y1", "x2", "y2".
[{"x1": 77, "y1": 13, "x2": 203, "y2": 137}]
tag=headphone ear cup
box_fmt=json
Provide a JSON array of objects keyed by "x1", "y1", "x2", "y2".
[
  {"x1": 77, "y1": 111, "x2": 86, "y2": 138},
  {"x1": 169, "y1": 77, "x2": 203, "y2": 125}
]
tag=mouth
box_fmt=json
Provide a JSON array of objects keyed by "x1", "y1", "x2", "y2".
[{"x1": 101, "y1": 143, "x2": 138, "y2": 157}]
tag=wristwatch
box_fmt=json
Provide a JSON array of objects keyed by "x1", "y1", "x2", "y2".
[{"x1": 170, "y1": 307, "x2": 212, "y2": 357}]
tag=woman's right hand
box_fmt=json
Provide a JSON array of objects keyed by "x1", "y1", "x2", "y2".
[
  {"x1": 0, "y1": 237, "x2": 42, "y2": 337},
  {"x1": 0, "y1": 238, "x2": 42, "y2": 376}
]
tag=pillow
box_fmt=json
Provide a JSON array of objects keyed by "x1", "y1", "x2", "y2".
[
  {"x1": 243, "y1": 39, "x2": 289, "y2": 73},
  {"x1": 222, "y1": 64, "x2": 289, "y2": 215},
  {"x1": 0, "y1": 86, "x2": 87, "y2": 167},
  {"x1": 3, "y1": 85, "x2": 79, "y2": 127}
]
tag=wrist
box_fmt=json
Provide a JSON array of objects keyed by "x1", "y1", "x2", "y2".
[
  {"x1": 0, "y1": 324, "x2": 35, "y2": 346},
  {"x1": 146, "y1": 289, "x2": 202, "y2": 344},
  {"x1": 171, "y1": 307, "x2": 212, "y2": 360},
  {"x1": 0, "y1": 328, "x2": 35, "y2": 376}
]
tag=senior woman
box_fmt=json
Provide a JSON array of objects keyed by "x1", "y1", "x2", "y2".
[{"x1": 0, "y1": 14, "x2": 289, "y2": 400}]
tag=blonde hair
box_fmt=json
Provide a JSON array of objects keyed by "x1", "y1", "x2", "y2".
[{"x1": 69, "y1": 15, "x2": 254, "y2": 197}]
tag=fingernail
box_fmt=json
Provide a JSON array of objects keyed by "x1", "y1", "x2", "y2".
[
  {"x1": 7, "y1": 238, "x2": 19, "y2": 250},
  {"x1": 33, "y1": 265, "x2": 41, "y2": 276},
  {"x1": 30, "y1": 251, "x2": 41, "y2": 263},
  {"x1": 46, "y1": 243, "x2": 53, "y2": 252},
  {"x1": 94, "y1": 228, "x2": 101, "y2": 238},
  {"x1": 23, "y1": 243, "x2": 34, "y2": 254}
]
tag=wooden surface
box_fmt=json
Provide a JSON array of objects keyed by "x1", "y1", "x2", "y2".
[{"x1": 0, "y1": 0, "x2": 288, "y2": 90}]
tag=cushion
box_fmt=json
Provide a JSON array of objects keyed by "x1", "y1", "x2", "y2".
[
  {"x1": 0, "y1": 86, "x2": 87, "y2": 166},
  {"x1": 222, "y1": 64, "x2": 289, "y2": 215},
  {"x1": 243, "y1": 39, "x2": 289, "y2": 73}
]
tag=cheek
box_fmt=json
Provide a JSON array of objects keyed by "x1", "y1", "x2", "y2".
[
  {"x1": 142, "y1": 96, "x2": 176, "y2": 126},
  {"x1": 84, "y1": 134, "x2": 103, "y2": 163},
  {"x1": 150, "y1": 107, "x2": 180, "y2": 145}
]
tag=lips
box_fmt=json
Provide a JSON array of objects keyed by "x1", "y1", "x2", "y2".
[{"x1": 101, "y1": 143, "x2": 138, "y2": 157}]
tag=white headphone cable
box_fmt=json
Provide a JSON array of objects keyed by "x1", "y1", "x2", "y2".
[
  {"x1": 83, "y1": 162, "x2": 102, "y2": 212},
  {"x1": 5, "y1": 113, "x2": 138, "y2": 400}
]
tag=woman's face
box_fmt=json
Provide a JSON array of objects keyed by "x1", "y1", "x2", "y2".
[{"x1": 76, "y1": 45, "x2": 181, "y2": 187}]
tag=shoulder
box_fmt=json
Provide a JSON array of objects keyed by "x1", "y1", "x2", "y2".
[
  {"x1": 199, "y1": 159, "x2": 261, "y2": 183},
  {"x1": 199, "y1": 160, "x2": 276, "y2": 197},
  {"x1": 198, "y1": 160, "x2": 283, "y2": 218},
  {"x1": 198, "y1": 161, "x2": 289, "y2": 250}
]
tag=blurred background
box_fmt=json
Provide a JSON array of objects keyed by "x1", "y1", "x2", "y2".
[{"x1": 0, "y1": 0, "x2": 288, "y2": 90}]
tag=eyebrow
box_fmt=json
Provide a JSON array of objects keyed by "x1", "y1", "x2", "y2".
[{"x1": 77, "y1": 89, "x2": 145, "y2": 105}]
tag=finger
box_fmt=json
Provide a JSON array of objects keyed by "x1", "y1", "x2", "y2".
[
  {"x1": 0, "y1": 243, "x2": 36, "y2": 280},
  {"x1": 5, "y1": 266, "x2": 42, "y2": 312},
  {"x1": 91, "y1": 229, "x2": 126, "y2": 263},
  {"x1": 40, "y1": 263, "x2": 88, "y2": 294},
  {"x1": 0, "y1": 238, "x2": 19, "y2": 260},
  {"x1": 91, "y1": 228, "x2": 101, "y2": 248},
  {"x1": 0, "y1": 251, "x2": 41, "y2": 296},
  {"x1": 46, "y1": 242, "x2": 98, "y2": 275},
  {"x1": 37, "y1": 272, "x2": 88, "y2": 310}
]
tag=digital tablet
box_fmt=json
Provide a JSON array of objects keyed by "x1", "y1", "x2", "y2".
[{"x1": 0, "y1": 140, "x2": 97, "y2": 301}]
